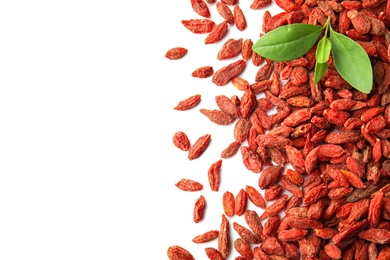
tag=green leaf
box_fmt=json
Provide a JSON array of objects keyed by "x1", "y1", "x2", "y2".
[
  {"x1": 316, "y1": 35, "x2": 331, "y2": 64},
  {"x1": 314, "y1": 61, "x2": 328, "y2": 83},
  {"x1": 252, "y1": 24, "x2": 323, "y2": 61},
  {"x1": 329, "y1": 28, "x2": 373, "y2": 93},
  {"x1": 314, "y1": 33, "x2": 331, "y2": 83}
]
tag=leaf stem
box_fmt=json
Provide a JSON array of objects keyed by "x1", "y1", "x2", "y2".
[
  {"x1": 323, "y1": 16, "x2": 330, "y2": 38},
  {"x1": 323, "y1": 16, "x2": 331, "y2": 32}
]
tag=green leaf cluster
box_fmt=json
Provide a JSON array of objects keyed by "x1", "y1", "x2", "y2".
[{"x1": 252, "y1": 17, "x2": 373, "y2": 94}]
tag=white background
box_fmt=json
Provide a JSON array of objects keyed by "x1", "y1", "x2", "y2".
[{"x1": 0, "y1": 1, "x2": 283, "y2": 259}]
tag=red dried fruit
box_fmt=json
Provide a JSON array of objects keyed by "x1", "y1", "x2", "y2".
[
  {"x1": 240, "y1": 89, "x2": 256, "y2": 118},
  {"x1": 368, "y1": 191, "x2": 384, "y2": 228},
  {"x1": 245, "y1": 185, "x2": 266, "y2": 209},
  {"x1": 265, "y1": 184, "x2": 283, "y2": 201},
  {"x1": 358, "y1": 228, "x2": 390, "y2": 244},
  {"x1": 290, "y1": 66, "x2": 309, "y2": 85},
  {"x1": 208, "y1": 159, "x2": 222, "y2": 191},
  {"x1": 324, "y1": 243, "x2": 342, "y2": 259},
  {"x1": 258, "y1": 165, "x2": 283, "y2": 189},
  {"x1": 218, "y1": 214, "x2": 230, "y2": 259},
  {"x1": 253, "y1": 246, "x2": 269, "y2": 260},
  {"x1": 259, "y1": 194, "x2": 288, "y2": 220},
  {"x1": 314, "y1": 227, "x2": 338, "y2": 239},
  {"x1": 372, "y1": 138, "x2": 382, "y2": 162},
  {"x1": 191, "y1": 0, "x2": 211, "y2": 18},
  {"x1": 188, "y1": 133, "x2": 211, "y2": 160},
  {"x1": 255, "y1": 63, "x2": 274, "y2": 82},
  {"x1": 251, "y1": 0, "x2": 272, "y2": 9},
  {"x1": 182, "y1": 19, "x2": 216, "y2": 34},
  {"x1": 244, "y1": 210, "x2": 264, "y2": 237},
  {"x1": 298, "y1": 233, "x2": 321, "y2": 257},
  {"x1": 223, "y1": 191, "x2": 235, "y2": 217},
  {"x1": 361, "y1": 107, "x2": 385, "y2": 122},
  {"x1": 305, "y1": 146, "x2": 319, "y2": 174},
  {"x1": 165, "y1": 47, "x2": 188, "y2": 60},
  {"x1": 283, "y1": 242, "x2": 300, "y2": 260},
  {"x1": 377, "y1": 246, "x2": 390, "y2": 260},
  {"x1": 323, "y1": 108, "x2": 350, "y2": 126},
  {"x1": 221, "y1": 141, "x2": 241, "y2": 158},
  {"x1": 205, "y1": 21, "x2": 229, "y2": 44},
  {"x1": 200, "y1": 109, "x2": 235, "y2": 125},
  {"x1": 167, "y1": 245, "x2": 195, "y2": 260},
  {"x1": 302, "y1": 184, "x2": 328, "y2": 204},
  {"x1": 285, "y1": 145, "x2": 305, "y2": 174},
  {"x1": 252, "y1": 52, "x2": 264, "y2": 67},
  {"x1": 241, "y1": 39, "x2": 253, "y2": 60},
  {"x1": 234, "y1": 189, "x2": 247, "y2": 216},
  {"x1": 234, "y1": 238, "x2": 254, "y2": 259},
  {"x1": 233, "y1": 222, "x2": 261, "y2": 244},
  {"x1": 279, "y1": 176, "x2": 302, "y2": 198},
  {"x1": 260, "y1": 236, "x2": 285, "y2": 256},
  {"x1": 287, "y1": 95, "x2": 314, "y2": 107},
  {"x1": 231, "y1": 77, "x2": 249, "y2": 91},
  {"x1": 347, "y1": 10, "x2": 371, "y2": 34},
  {"x1": 256, "y1": 134, "x2": 292, "y2": 149},
  {"x1": 285, "y1": 169, "x2": 304, "y2": 186},
  {"x1": 325, "y1": 131, "x2": 362, "y2": 144},
  {"x1": 175, "y1": 178, "x2": 203, "y2": 191},
  {"x1": 274, "y1": 0, "x2": 299, "y2": 11},
  {"x1": 330, "y1": 98, "x2": 357, "y2": 111},
  {"x1": 205, "y1": 247, "x2": 224, "y2": 260},
  {"x1": 282, "y1": 108, "x2": 312, "y2": 127},
  {"x1": 233, "y1": 6, "x2": 247, "y2": 31},
  {"x1": 278, "y1": 228, "x2": 307, "y2": 242},
  {"x1": 287, "y1": 216, "x2": 323, "y2": 229},
  {"x1": 340, "y1": 169, "x2": 366, "y2": 189},
  {"x1": 318, "y1": 144, "x2": 344, "y2": 157},
  {"x1": 267, "y1": 148, "x2": 288, "y2": 167},
  {"x1": 241, "y1": 146, "x2": 263, "y2": 173},
  {"x1": 221, "y1": 0, "x2": 238, "y2": 5},
  {"x1": 212, "y1": 60, "x2": 247, "y2": 86},
  {"x1": 192, "y1": 66, "x2": 214, "y2": 78},
  {"x1": 215, "y1": 95, "x2": 241, "y2": 119},
  {"x1": 218, "y1": 38, "x2": 243, "y2": 60},
  {"x1": 368, "y1": 242, "x2": 378, "y2": 260},
  {"x1": 174, "y1": 94, "x2": 201, "y2": 111},
  {"x1": 346, "y1": 156, "x2": 365, "y2": 177},
  {"x1": 172, "y1": 131, "x2": 191, "y2": 151},
  {"x1": 216, "y1": 2, "x2": 234, "y2": 24},
  {"x1": 264, "y1": 215, "x2": 280, "y2": 237},
  {"x1": 328, "y1": 187, "x2": 353, "y2": 199},
  {"x1": 234, "y1": 118, "x2": 251, "y2": 143},
  {"x1": 332, "y1": 219, "x2": 367, "y2": 244},
  {"x1": 192, "y1": 230, "x2": 219, "y2": 243},
  {"x1": 326, "y1": 165, "x2": 350, "y2": 187},
  {"x1": 194, "y1": 195, "x2": 206, "y2": 223},
  {"x1": 367, "y1": 115, "x2": 386, "y2": 133}
]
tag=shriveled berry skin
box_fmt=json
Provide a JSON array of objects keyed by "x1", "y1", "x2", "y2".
[
  {"x1": 165, "y1": 47, "x2": 188, "y2": 60},
  {"x1": 212, "y1": 60, "x2": 247, "y2": 86},
  {"x1": 172, "y1": 131, "x2": 190, "y2": 151},
  {"x1": 188, "y1": 134, "x2": 211, "y2": 160}
]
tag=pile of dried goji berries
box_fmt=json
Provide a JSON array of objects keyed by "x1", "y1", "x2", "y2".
[{"x1": 166, "y1": 0, "x2": 390, "y2": 259}]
